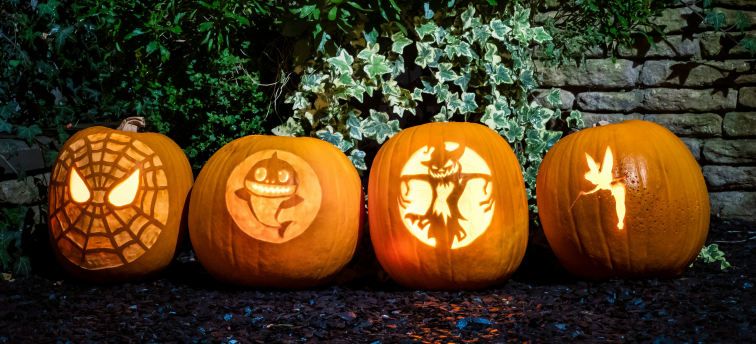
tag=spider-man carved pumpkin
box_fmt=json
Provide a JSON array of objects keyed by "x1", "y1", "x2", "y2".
[
  {"x1": 369, "y1": 122, "x2": 528, "y2": 290},
  {"x1": 188, "y1": 135, "x2": 362, "y2": 288},
  {"x1": 48, "y1": 117, "x2": 193, "y2": 281},
  {"x1": 537, "y1": 120, "x2": 709, "y2": 279}
]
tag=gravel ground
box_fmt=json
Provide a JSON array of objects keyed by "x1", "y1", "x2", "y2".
[{"x1": 0, "y1": 220, "x2": 754, "y2": 343}]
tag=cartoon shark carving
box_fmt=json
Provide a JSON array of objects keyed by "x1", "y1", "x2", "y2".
[{"x1": 235, "y1": 152, "x2": 304, "y2": 237}]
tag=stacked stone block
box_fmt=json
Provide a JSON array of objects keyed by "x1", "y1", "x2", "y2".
[{"x1": 535, "y1": 1, "x2": 756, "y2": 222}]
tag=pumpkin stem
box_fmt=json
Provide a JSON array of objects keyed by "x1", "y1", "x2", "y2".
[
  {"x1": 593, "y1": 120, "x2": 611, "y2": 127},
  {"x1": 117, "y1": 117, "x2": 146, "y2": 132}
]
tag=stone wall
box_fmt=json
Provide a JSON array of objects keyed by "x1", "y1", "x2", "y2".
[{"x1": 534, "y1": 2, "x2": 756, "y2": 223}]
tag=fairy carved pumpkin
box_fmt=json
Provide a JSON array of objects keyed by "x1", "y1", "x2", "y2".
[
  {"x1": 369, "y1": 122, "x2": 528, "y2": 290},
  {"x1": 188, "y1": 135, "x2": 362, "y2": 288},
  {"x1": 48, "y1": 117, "x2": 193, "y2": 282},
  {"x1": 536, "y1": 120, "x2": 709, "y2": 279}
]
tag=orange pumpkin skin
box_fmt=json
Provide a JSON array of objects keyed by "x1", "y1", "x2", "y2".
[
  {"x1": 48, "y1": 125, "x2": 193, "y2": 282},
  {"x1": 188, "y1": 136, "x2": 362, "y2": 288},
  {"x1": 536, "y1": 120, "x2": 709, "y2": 280},
  {"x1": 369, "y1": 122, "x2": 529, "y2": 290}
]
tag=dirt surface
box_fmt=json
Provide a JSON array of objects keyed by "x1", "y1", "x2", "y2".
[{"x1": 1, "y1": 220, "x2": 754, "y2": 343}]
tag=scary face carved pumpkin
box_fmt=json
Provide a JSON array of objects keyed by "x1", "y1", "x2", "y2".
[
  {"x1": 369, "y1": 122, "x2": 528, "y2": 290},
  {"x1": 189, "y1": 135, "x2": 361, "y2": 288},
  {"x1": 536, "y1": 120, "x2": 709, "y2": 279},
  {"x1": 48, "y1": 117, "x2": 193, "y2": 281}
]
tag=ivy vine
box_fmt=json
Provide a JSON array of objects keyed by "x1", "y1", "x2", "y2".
[{"x1": 274, "y1": 2, "x2": 583, "y2": 213}]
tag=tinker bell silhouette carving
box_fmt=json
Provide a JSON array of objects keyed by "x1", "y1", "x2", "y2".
[
  {"x1": 235, "y1": 152, "x2": 304, "y2": 238},
  {"x1": 398, "y1": 142, "x2": 494, "y2": 248}
]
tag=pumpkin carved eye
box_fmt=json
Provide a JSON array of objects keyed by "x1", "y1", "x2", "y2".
[
  {"x1": 254, "y1": 168, "x2": 266, "y2": 181},
  {"x1": 278, "y1": 170, "x2": 289, "y2": 183},
  {"x1": 69, "y1": 167, "x2": 91, "y2": 203},
  {"x1": 108, "y1": 169, "x2": 140, "y2": 207}
]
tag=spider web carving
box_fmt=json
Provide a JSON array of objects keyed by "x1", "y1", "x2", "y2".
[{"x1": 49, "y1": 132, "x2": 170, "y2": 270}]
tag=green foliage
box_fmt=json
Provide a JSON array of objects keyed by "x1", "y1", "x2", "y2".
[
  {"x1": 0, "y1": 206, "x2": 30, "y2": 277},
  {"x1": 538, "y1": 0, "x2": 668, "y2": 64},
  {"x1": 692, "y1": 244, "x2": 733, "y2": 270},
  {"x1": 1, "y1": 0, "x2": 275, "y2": 168},
  {"x1": 274, "y1": 1, "x2": 584, "y2": 213},
  {"x1": 678, "y1": 0, "x2": 755, "y2": 57}
]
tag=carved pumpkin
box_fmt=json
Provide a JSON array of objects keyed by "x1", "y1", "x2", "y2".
[
  {"x1": 188, "y1": 135, "x2": 362, "y2": 288},
  {"x1": 369, "y1": 122, "x2": 529, "y2": 290},
  {"x1": 48, "y1": 117, "x2": 193, "y2": 281},
  {"x1": 536, "y1": 120, "x2": 709, "y2": 279}
]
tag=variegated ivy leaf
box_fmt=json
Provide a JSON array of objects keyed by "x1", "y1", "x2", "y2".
[
  {"x1": 513, "y1": 5, "x2": 530, "y2": 29},
  {"x1": 434, "y1": 63, "x2": 457, "y2": 83},
  {"x1": 490, "y1": 19, "x2": 512, "y2": 41},
  {"x1": 335, "y1": 73, "x2": 356, "y2": 87},
  {"x1": 393, "y1": 105, "x2": 416, "y2": 118},
  {"x1": 411, "y1": 88, "x2": 424, "y2": 101},
  {"x1": 382, "y1": 79, "x2": 401, "y2": 97},
  {"x1": 349, "y1": 149, "x2": 367, "y2": 170},
  {"x1": 317, "y1": 125, "x2": 354, "y2": 152},
  {"x1": 528, "y1": 107, "x2": 552, "y2": 131},
  {"x1": 415, "y1": 41, "x2": 440, "y2": 69},
  {"x1": 361, "y1": 110, "x2": 401, "y2": 144},
  {"x1": 499, "y1": 119, "x2": 525, "y2": 143},
  {"x1": 547, "y1": 88, "x2": 561, "y2": 107},
  {"x1": 285, "y1": 92, "x2": 310, "y2": 111},
  {"x1": 567, "y1": 110, "x2": 584, "y2": 128},
  {"x1": 364, "y1": 54, "x2": 391, "y2": 78},
  {"x1": 357, "y1": 43, "x2": 380, "y2": 61},
  {"x1": 485, "y1": 63, "x2": 514, "y2": 85},
  {"x1": 347, "y1": 82, "x2": 368, "y2": 103},
  {"x1": 523, "y1": 165, "x2": 538, "y2": 188},
  {"x1": 434, "y1": 83, "x2": 452, "y2": 103},
  {"x1": 364, "y1": 28, "x2": 379, "y2": 46},
  {"x1": 416, "y1": 20, "x2": 439, "y2": 40},
  {"x1": 433, "y1": 25, "x2": 446, "y2": 45},
  {"x1": 301, "y1": 73, "x2": 329, "y2": 93},
  {"x1": 454, "y1": 67, "x2": 471, "y2": 91},
  {"x1": 446, "y1": 93, "x2": 463, "y2": 115},
  {"x1": 460, "y1": 5, "x2": 476, "y2": 29},
  {"x1": 327, "y1": 48, "x2": 354, "y2": 75},
  {"x1": 421, "y1": 80, "x2": 436, "y2": 94},
  {"x1": 514, "y1": 27, "x2": 534, "y2": 44},
  {"x1": 524, "y1": 129, "x2": 561, "y2": 161},
  {"x1": 532, "y1": 27, "x2": 552, "y2": 43},
  {"x1": 457, "y1": 92, "x2": 478, "y2": 116},
  {"x1": 481, "y1": 104, "x2": 511, "y2": 130},
  {"x1": 391, "y1": 32, "x2": 412, "y2": 54},
  {"x1": 472, "y1": 25, "x2": 492, "y2": 47},
  {"x1": 484, "y1": 43, "x2": 501, "y2": 65},
  {"x1": 346, "y1": 112, "x2": 363, "y2": 140},
  {"x1": 519, "y1": 69, "x2": 537, "y2": 90},
  {"x1": 389, "y1": 56, "x2": 405, "y2": 79},
  {"x1": 430, "y1": 106, "x2": 451, "y2": 122},
  {"x1": 272, "y1": 117, "x2": 305, "y2": 137},
  {"x1": 444, "y1": 39, "x2": 473, "y2": 59}
]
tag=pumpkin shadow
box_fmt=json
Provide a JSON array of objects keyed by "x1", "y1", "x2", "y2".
[{"x1": 508, "y1": 223, "x2": 578, "y2": 285}]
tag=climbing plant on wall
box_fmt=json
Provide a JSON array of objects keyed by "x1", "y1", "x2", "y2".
[{"x1": 273, "y1": 2, "x2": 583, "y2": 213}]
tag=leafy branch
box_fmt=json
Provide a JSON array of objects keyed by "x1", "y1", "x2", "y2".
[{"x1": 677, "y1": 0, "x2": 755, "y2": 57}]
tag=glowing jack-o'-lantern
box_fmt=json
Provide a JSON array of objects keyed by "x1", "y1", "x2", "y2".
[
  {"x1": 189, "y1": 135, "x2": 361, "y2": 288},
  {"x1": 537, "y1": 120, "x2": 709, "y2": 279},
  {"x1": 48, "y1": 117, "x2": 193, "y2": 282},
  {"x1": 369, "y1": 122, "x2": 528, "y2": 290}
]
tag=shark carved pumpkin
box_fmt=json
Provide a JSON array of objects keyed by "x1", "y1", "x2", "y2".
[
  {"x1": 48, "y1": 117, "x2": 193, "y2": 281},
  {"x1": 189, "y1": 136, "x2": 362, "y2": 288},
  {"x1": 369, "y1": 122, "x2": 528, "y2": 290},
  {"x1": 537, "y1": 120, "x2": 709, "y2": 279}
]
